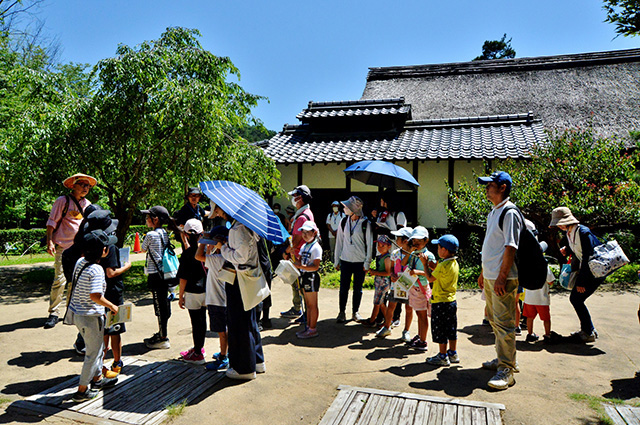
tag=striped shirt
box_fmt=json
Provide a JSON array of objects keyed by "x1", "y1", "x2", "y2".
[
  {"x1": 142, "y1": 228, "x2": 169, "y2": 275},
  {"x1": 69, "y1": 258, "x2": 106, "y2": 316}
]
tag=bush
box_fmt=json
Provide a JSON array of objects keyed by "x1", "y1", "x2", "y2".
[
  {"x1": 458, "y1": 265, "x2": 481, "y2": 289},
  {"x1": 605, "y1": 263, "x2": 639, "y2": 285},
  {"x1": 0, "y1": 228, "x2": 47, "y2": 254}
]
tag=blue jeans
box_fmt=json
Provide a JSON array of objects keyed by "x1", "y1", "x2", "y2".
[
  {"x1": 339, "y1": 261, "x2": 366, "y2": 314},
  {"x1": 570, "y1": 278, "x2": 603, "y2": 334}
]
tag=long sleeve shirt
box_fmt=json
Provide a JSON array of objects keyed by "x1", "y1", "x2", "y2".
[
  {"x1": 220, "y1": 222, "x2": 259, "y2": 270},
  {"x1": 334, "y1": 215, "x2": 373, "y2": 270}
]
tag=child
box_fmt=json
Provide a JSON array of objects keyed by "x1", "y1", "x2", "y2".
[
  {"x1": 361, "y1": 235, "x2": 392, "y2": 327},
  {"x1": 140, "y1": 205, "x2": 175, "y2": 349},
  {"x1": 101, "y1": 235, "x2": 131, "y2": 378},
  {"x1": 407, "y1": 226, "x2": 435, "y2": 351},
  {"x1": 293, "y1": 221, "x2": 322, "y2": 339},
  {"x1": 195, "y1": 225, "x2": 230, "y2": 371},
  {"x1": 177, "y1": 219, "x2": 207, "y2": 364},
  {"x1": 424, "y1": 235, "x2": 460, "y2": 367},
  {"x1": 376, "y1": 227, "x2": 414, "y2": 341},
  {"x1": 68, "y1": 230, "x2": 119, "y2": 402}
]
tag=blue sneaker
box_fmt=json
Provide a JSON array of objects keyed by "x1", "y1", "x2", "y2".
[
  {"x1": 206, "y1": 355, "x2": 229, "y2": 371},
  {"x1": 167, "y1": 292, "x2": 176, "y2": 302}
]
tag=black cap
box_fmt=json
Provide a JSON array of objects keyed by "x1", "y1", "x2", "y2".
[
  {"x1": 140, "y1": 205, "x2": 170, "y2": 219},
  {"x1": 187, "y1": 187, "x2": 202, "y2": 196},
  {"x1": 84, "y1": 210, "x2": 118, "y2": 234},
  {"x1": 83, "y1": 229, "x2": 117, "y2": 251}
]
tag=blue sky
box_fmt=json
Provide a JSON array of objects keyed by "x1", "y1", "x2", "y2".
[{"x1": 37, "y1": 0, "x2": 639, "y2": 131}]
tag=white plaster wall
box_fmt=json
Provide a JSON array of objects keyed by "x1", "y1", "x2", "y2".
[
  {"x1": 453, "y1": 160, "x2": 485, "y2": 190},
  {"x1": 416, "y1": 161, "x2": 448, "y2": 228},
  {"x1": 303, "y1": 163, "x2": 346, "y2": 189}
]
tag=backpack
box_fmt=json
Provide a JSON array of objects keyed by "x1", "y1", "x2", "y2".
[
  {"x1": 256, "y1": 237, "x2": 273, "y2": 284},
  {"x1": 147, "y1": 230, "x2": 179, "y2": 280},
  {"x1": 340, "y1": 216, "x2": 370, "y2": 250},
  {"x1": 498, "y1": 205, "x2": 547, "y2": 290}
]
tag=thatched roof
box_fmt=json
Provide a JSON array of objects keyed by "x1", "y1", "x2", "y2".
[{"x1": 363, "y1": 48, "x2": 640, "y2": 141}]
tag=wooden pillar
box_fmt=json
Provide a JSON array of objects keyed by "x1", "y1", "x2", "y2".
[
  {"x1": 297, "y1": 163, "x2": 303, "y2": 186},
  {"x1": 447, "y1": 159, "x2": 455, "y2": 210}
]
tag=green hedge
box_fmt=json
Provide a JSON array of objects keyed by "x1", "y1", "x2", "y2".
[{"x1": 0, "y1": 228, "x2": 47, "y2": 254}]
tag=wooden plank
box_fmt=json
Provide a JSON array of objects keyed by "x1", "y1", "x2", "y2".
[
  {"x1": 396, "y1": 398, "x2": 418, "y2": 425},
  {"x1": 354, "y1": 393, "x2": 383, "y2": 425},
  {"x1": 380, "y1": 397, "x2": 403, "y2": 425},
  {"x1": 604, "y1": 405, "x2": 627, "y2": 425},
  {"x1": 456, "y1": 406, "x2": 471, "y2": 425},
  {"x1": 486, "y1": 408, "x2": 502, "y2": 425},
  {"x1": 413, "y1": 401, "x2": 432, "y2": 424},
  {"x1": 470, "y1": 407, "x2": 487, "y2": 425},
  {"x1": 427, "y1": 403, "x2": 444, "y2": 425},
  {"x1": 319, "y1": 389, "x2": 357, "y2": 425},
  {"x1": 8, "y1": 400, "x2": 130, "y2": 425},
  {"x1": 617, "y1": 405, "x2": 640, "y2": 425},
  {"x1": 630, "y1": 407, "x2": 640, "y2": 422},
  {"x1": 340, "y1": 392, "x2": 370, "y2": 425},
  {"x1": 362, "y1": 394, "x2": 392, "y2": 425},
  {"x1": 442, "y1": 404, "x2": 457, "y2": 425},
  {"x1": 337, "y1": 385, "x2": 505, "y2": 411}
]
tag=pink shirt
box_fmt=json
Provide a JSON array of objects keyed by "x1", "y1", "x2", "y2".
[
  {"x1": 46, "y1": 195, "x2": 91, "y2": 249},
  {"x1": 292, "y1": 205, "x2": 314, "y2": 258}
]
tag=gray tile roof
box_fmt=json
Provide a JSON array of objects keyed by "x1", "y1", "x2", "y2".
[
  {"x1": 296, "y1": 98, "x2": 411, "y2": 121},
  {"x1": 262, "y1": 112, "x2": 545, "y2": 164}
]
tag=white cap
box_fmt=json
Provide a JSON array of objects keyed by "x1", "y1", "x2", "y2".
[
  {"x1": 390, "y1": 227, "x2": 413, "y2": 239},
  {"x1": 299, "y1": 221, "x2": 319, "y2": 232},
  {"x1": 184, "y1": 218, "x2": 204, "y2": 234},
  {"x1": 409, "y1": 226, "x2": 429, "y2": 240}
]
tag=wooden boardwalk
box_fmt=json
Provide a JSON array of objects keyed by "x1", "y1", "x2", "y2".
[
  {"x1": 604, "y1": 404, "x2": 640, "y2": 425},
  {"x1": 319, "y1": 385, "x2": 505, "y2": 425},
  {"x1": 16, "y1": 356, "x2": 225, "y2": 425}
]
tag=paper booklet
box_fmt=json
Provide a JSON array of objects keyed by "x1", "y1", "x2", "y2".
[
  {"x1": 119, "y1": 247, "x2": 130, "y2": 265},
  {"x1": 106, "y1": 303, "x2": 133, "y2": 327}
]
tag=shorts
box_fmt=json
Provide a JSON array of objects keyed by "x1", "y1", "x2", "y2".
[
  {"x1": 301, "y1": 272, "x2": 320, "y2": 293},
  {"x1": 408, "y1": 286, "x2": 431, "y2": 314},
  {"x1": 184, "y1": 292, "x2": 206, "y2": 310},
  {"x1": 431, "y1": 301, "x2": 457, "y2": 344},
  {"x1": 207, "y1": 305, "x2": 227, "y2": 333},
  {"x1": 522, "y1": 303, "x2": 551, "y2": 321},
  {"x1": 104, "y1": 286, "x2": 125, "y2": 335},
  {"x1": 373, "y1": 276, "x2": 391, "y2": 305}
]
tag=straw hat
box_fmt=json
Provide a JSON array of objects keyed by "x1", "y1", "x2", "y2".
[
  {"x1": 63, "y1": 173, "x2": 97, "y2": 189},
  {"x1": 549, "y1": 207, "x2": 580, "y2": 227}
]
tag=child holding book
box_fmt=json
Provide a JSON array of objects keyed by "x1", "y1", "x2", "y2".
[
  {"x1": 293, "y1": 221, "x2": 322, "y2": 339},
  {"x1": 407, "y1": 226, "x2": 436, "y2": 351},
  {"x1": 423, "y1": 235, "x2": 460, "y2": 366},
  {"x1": 361, "y1": 235, "x2": 392, "y2": 327}
]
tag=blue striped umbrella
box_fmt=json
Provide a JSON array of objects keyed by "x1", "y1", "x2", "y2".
[
  {"x1": 199, "y1": 180, "x2": 290, "y2": 244},
  {"x1": 344, "y1": 160, "x2": 420, "y2": 190}
]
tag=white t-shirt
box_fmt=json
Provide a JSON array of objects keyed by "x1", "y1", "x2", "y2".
[
  {"x1": 205, "y1": 253, "x2": 226, "y2": 307},
  {"x1": 69, "y1": 258, "x2": 106, "y2": 316},
  {"x1": 300, "y1": 240, "x2": 322, "y2": 273},
  {"x1": 481, "y1": 198, "x2": 522, "y2": 280},
  {"x1": 326, "y1": 212, "x2": 345, "y2": 239}
]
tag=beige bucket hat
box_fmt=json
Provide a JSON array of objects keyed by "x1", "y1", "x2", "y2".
[
  {"x1": 549, "y1": 207, "x2": 580, "y2": 227},
  {"x1": 63, "y1": 173, "x2": 97, "y2": 189}
]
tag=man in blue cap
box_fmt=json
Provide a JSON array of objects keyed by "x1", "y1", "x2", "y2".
[{"x1": 477, "y1": 171, "x2": 522, "y2": 390}]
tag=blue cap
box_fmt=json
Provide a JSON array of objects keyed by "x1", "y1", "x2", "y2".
[
  {"x1": 478, "y1": 171, "x2": 512, "y2": 190},
  {"x1": 431, "y1": 234, "x2": 459, "y2": 253}
]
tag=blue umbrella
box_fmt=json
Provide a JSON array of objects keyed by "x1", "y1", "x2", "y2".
[
  {"x1": 344, "y1": 160, "x2": 420, "y2": 190},
  {"x1": 199, "y1": 180, "x2": 290, "y2": 244}
]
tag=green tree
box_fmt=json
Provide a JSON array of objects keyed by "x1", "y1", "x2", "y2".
[
  {"x1": 448, "y1": 128, "x2": 640, "y2": 231},
  {"x1": 473, "y1": 33, "x2": 516, "y2": 61},
  {"x1": 603, "y1": 0, "x2": 640, "y2": 37},
  {"x1": 51, "y1": 27, "x2": 281, "y2": 243}
]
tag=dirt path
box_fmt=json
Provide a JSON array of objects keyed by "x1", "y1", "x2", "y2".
[{"x1": 0, "y1": 263, "x2": 639, "y2": 424}]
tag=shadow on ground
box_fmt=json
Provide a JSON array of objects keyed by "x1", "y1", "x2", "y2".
[
  {"x1": 7, "y1": 349, "x2": 83, "y2": 369},
  {"x1": 602, "y1": 371, "x2": 640, "y2": 400},
  {"x1": 262, "y1": 318, "x2": 372, "y2": 349}
]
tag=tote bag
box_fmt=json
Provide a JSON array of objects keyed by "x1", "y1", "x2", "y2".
[
  {"x1": 237, "y1": 266, "x2": 271, "y2": 311},
  {"x1": 559, "y1": 263, "x2": 578, "y2": 290},
  {"x1": 588, "y1": 240, "x2": 629, "y2": 278}
]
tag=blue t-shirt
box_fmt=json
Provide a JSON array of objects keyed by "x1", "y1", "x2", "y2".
[
  {"x1": 69, "y1": 258, "x2": 106, "y2": 316},
  {"x1": 409, "y1": 248, "x2": 435, "y2": 288}
]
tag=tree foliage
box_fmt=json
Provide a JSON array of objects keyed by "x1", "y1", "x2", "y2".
[
  {"x1": 473, "y1": 33, "x2": 516, "y2": 61},
  {"x1": 448, "y1": 128, "x2": 640, "y2": 232},
  {"x1": 603, "y1": 0, "x2": 640, "y2": 37}
]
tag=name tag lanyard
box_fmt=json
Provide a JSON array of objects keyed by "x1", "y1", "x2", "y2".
[{"x1": 349, "y1": 217, "x2": 360, "y2": 245}]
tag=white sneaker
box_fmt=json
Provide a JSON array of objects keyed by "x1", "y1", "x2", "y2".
[
  {"x1": 482, "y1": 358, "x2": 519, "y2": 373},
  {"x1": 225, "y1": 368, "x2": 256, "y2": 380},
  {"x1": 352, "y1": 312, "x2": 364, "y2": 322},
  {"x1": 375, "y1": 327, "x2": 391, "y2": 338},
  {"x1": 256, "y1": 362, "x2": 266, "y2": 374},
  {"x1": 391, "y1": 319, "x2": 401, "y2": 328},
  {"x1": 401, "y1": 330, "x2": 412, "y2": 343},
  {"x1": 487, "y1": 368, "x2": 515, "y2": 390}
]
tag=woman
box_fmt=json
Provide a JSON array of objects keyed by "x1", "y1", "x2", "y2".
[
  {"x1": 549, "y1": 207, "x2": 603, "y2": 343},
  {"x1": 212, "y1": 205, "x2": 265, "y2": 380}
]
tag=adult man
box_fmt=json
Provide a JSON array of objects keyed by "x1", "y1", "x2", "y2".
[
  {"x1": 280, "y1": 185, "x2": 314, "y2": 319},
  {"x1": 325, "y1": 200, "x2": 344, "y2": 260},
  {"x1": 477, "y1": 171, "x2": 522, "y2": 390},
  {"x1": 334, "y1": 196, "x2": 373, "y2": 323},
  {"x1": 44, "y1": 173, "x2": 96, "y2": 329},
  {"x1": 174, "y1": 186, "x2": 207, "y2": 250}
]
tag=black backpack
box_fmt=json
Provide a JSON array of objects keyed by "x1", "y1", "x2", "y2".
[{"x1": 498, "y1": 206, "x2": 547, "y2": 290}]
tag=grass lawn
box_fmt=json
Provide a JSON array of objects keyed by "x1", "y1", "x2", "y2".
[{"x1": 0, "y1": 253, "x2": 53, "y2": 266}]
